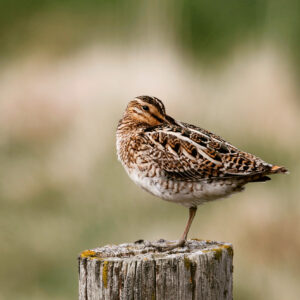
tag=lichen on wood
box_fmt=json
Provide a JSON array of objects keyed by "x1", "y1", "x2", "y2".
[{"x1": 78, "y1": 239, "x2": 233, "y2": 300}]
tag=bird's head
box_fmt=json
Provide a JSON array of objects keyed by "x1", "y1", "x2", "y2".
[{"x1": 123, "y1": 95, "x2": 171, "y2": 127}]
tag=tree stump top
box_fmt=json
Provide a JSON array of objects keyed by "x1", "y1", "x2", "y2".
[
  {"x1": 79, "y1": 239, "x2": 233, "y2": 262},
  {"x1": 79, "y1": 239, "x2": 233, "y2": 300}
]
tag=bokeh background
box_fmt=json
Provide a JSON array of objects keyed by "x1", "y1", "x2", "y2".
[{"x1": 0, "y1": 1, "x2": 299, "y2": 299}]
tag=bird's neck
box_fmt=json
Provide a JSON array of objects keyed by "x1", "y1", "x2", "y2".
[{"x1": 117, "y1": 116, "x2": 149, "y2": 135}]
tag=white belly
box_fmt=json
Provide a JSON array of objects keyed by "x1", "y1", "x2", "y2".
[{"x1": 127, "y1": 168, "x2": 242, "y2": 208}]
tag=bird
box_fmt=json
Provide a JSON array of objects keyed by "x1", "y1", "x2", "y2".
[{"x1": 116, "y1": 95, "x2": 288, "y2": 250}]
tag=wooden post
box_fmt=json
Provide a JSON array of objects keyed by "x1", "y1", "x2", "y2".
[{"x1": 78, "y1": 239, "x2": 233, "y2": 300}]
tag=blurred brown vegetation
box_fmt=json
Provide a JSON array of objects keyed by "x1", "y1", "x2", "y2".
[{"x1": 0, "y1": 1, "x2": 299, "y2": 299}]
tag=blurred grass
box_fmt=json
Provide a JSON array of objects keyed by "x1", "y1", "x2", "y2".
[
  {"x1": 0, "y1": 1, "x2": 300, "y2": 300},
  {"x1": 1, "y1": 1, "x2": 300, "y2": 76}
]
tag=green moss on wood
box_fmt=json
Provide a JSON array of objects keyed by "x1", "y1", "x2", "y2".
[
  {"x1": 222, "y1": 244, "x2": 234, "y2": 257},
  {"x1": 102, "y1": 261, "x2": 109, "y2": 288},
  {"x1": 151, "y1": 292, "x2": 156, "y2": 300},
  {"x1": 201, "y1": 244, "x2": 233, "y2": 261},
  {"x1": 212, "y1": 248, "x2": 223, "y2": 261},
  {"x1": 184, "y1": 256, "x2": 191, "y2": 270},
  {"x1": 80, "y1": 250, "x2": 96, "y2": 259}
]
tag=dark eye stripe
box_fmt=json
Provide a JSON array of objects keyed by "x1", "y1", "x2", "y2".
[{"x1": 150, "y1": 113, "x2": 164, "y2": 123}]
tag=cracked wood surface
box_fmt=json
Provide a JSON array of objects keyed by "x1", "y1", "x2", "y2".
[{"x1": 78, "y1": 239, "x2": 233, "y2": 300}]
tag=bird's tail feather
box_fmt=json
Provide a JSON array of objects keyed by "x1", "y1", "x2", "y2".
[{"x1": 269, "y1": 165, "x2": 288, "y2": 174}]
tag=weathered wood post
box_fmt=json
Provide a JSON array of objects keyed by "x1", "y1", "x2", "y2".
[{"x1": 78, "y1": 239, "x2": 233, "y2": 300}]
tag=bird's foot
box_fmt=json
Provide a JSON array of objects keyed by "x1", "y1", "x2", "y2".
[{"x1": 146, "y1": 239, "x2": 186, "y2": 252}]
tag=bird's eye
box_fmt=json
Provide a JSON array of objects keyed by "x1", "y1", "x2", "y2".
[{"x1": 142, "y1": 105, "x2": 149, "y2": 111}]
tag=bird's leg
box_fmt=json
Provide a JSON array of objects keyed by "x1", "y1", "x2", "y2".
[
  {"x1": 148, "y1": 206, "x2": 197, "y2": 251},
  {"x1": 177, "y1": 206, "x2": 197, "y2": 247}
]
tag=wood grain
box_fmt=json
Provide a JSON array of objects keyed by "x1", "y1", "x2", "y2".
[{"x1": 78, "y1": 239, "x2": 233, "y2": 300}]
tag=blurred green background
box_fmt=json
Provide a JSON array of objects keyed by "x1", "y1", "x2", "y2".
[{"x1": 0, "y1": 1, "x2": 299, "y2": 299}]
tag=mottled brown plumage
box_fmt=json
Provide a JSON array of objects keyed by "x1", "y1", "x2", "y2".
[{"x1": 116, "y1": 95, "x2": 288, "y2": 249}]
